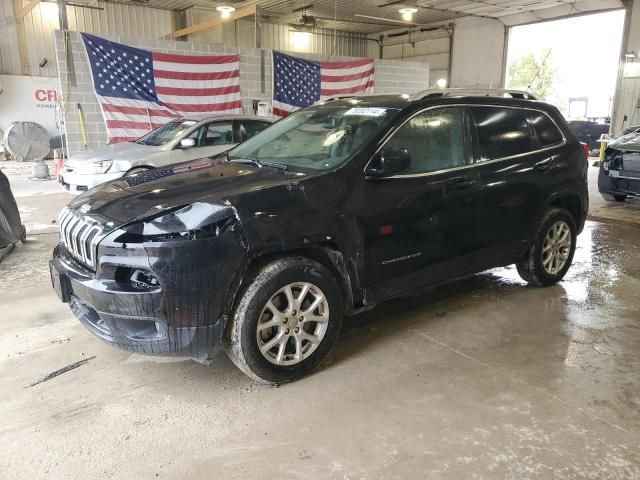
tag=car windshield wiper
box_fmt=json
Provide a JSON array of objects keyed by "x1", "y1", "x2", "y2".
[
  {"x1": 229, "y1": 157, "x2": 262, "y2": 168},
  {"x1": 228, "y1": 157, "x2": 288, "y2": 171},
  {"x1": 261, "y1": 160, "x2": 288, "y2": 171}
]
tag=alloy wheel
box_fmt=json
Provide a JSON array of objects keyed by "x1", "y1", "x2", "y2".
[
  {"x1": 256, "y1": 282, "x2": 329, "y2": 366},
  {"x1": 542, "y1": 220, "x2": 572, "y2": 275}
]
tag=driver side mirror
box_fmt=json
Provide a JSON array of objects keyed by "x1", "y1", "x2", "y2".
[
  {"x1": 179, "y1": 138, "x2": 196, "y2": 149},
  {"x1": 366, "y1": 147, "x2": 411, "y2": 177}
]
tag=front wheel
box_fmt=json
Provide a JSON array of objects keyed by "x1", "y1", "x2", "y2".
[
  {"x1": 516, "y1": 208, "x2": 577, "y2": 287},
  {"x1": 225, "y1": 256, "x2": 343, "y2": 384}
]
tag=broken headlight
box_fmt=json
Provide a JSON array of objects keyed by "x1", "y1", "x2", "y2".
[
  {"x1": 77, "y1": 160, "x2": 113, "y2": 175},
  {"x1": 118, "y1": 202, "x2": 237, "y2": 243}
]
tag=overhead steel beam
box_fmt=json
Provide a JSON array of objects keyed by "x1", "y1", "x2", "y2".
[
  {"x1": 172, "y1": 5, "x2": 257, "y2": 39},
  {"x1": 15, "y1": 0, "x2": 41, "y2": 23},
  {"x1": 13, "y1": 0, "x2": 29, "y2": 74},
  {"x1": 59, "y1": 0, "x2": 76, "y2": 86}
]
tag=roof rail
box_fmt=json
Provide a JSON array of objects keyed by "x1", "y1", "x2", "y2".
[
  {"x1": 410, "y1": 88, "x2": 538, "y2": 101},
  {"x1": 319, "y1": 93, "x2": 390, "y2": 103}
]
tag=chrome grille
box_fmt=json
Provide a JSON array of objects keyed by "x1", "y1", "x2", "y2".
[{"x1": 58, "y1": 207, "x2": 104, "y2": 269}]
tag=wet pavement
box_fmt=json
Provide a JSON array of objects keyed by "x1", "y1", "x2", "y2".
[{"x1": 0, "y1": 162, "x2": 639, "y2": 479}]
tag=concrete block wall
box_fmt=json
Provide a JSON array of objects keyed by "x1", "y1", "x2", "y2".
[{"x1": 54, "y1": 30, "x2": 429, "y2": 155}]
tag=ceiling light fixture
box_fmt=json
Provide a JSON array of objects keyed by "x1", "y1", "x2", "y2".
[
  {"x1": 216, "y1": 5, "x2": 236, "y2": 19},
  {"x1": 40, "y1": 2, "x2": 59, "y2": 23},
  {"x1": 399, "y1": 7, "x2": 417, "y2": 22}
]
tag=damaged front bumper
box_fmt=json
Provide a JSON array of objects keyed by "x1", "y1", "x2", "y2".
[
  {"x1": 598, "y1": 169, "x2": 640, "y2": 196},
  {"x1": 50, "y1": 218, "x2": 249, "y2": 361}
]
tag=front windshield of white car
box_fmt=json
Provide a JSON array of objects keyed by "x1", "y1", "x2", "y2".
[
  {"x1": 228, "y1": 105, "x2": 400, "y2": 171},
  {"x1": 135, "y1": 119, "x2": 198, "y2": 146}
]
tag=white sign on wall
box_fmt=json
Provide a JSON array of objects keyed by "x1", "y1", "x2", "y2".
[
  {"x1": 623, "y1": 62, "x2": 640, "y2": 78},
  {"x1": 0, "y1": 75, "x2": 62, "y2": 139}
]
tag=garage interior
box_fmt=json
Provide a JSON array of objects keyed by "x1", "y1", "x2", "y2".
[{"x1": 1, "y1": 0, "x2": 640, "y2": 478}]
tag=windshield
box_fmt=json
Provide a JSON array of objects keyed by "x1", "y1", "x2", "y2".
[
  {"x1": 228, "y1": 105, "x2": 399, "y2": 170},
  {"x1": 135, "y1": 119, "x2": 198, "y2": 146}
]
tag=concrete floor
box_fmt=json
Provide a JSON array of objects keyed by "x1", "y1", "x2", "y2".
[{"x1": 1, "y1": 161, "x2": 639, "y2": 479}]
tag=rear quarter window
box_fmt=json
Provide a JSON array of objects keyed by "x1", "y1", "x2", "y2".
[
  {"x1": 527, "y1": 111, "x2": 564, "y2": 147},
  {"x1": 470, "y1": 106, "x2": 533, "y2": 161}
]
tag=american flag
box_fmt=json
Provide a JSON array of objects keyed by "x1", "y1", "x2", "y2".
[
  {"x1": 81, "y1": 33, "x2": 242, "y2": 144},
  {"x1": 272, "y1": 51, "x2": 374, "y2": 117},
  {"x1": 123, "y1": 158, "x2": 214, "y2": 187}
]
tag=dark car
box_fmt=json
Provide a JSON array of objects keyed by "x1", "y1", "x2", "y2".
[
  {"x1": 0, "y1": 168, "x2": 26, "y2": 261},
  {"x1": 50, "y1": 91, "x2": 588, "y2": 383},
  {"x1": 567, "y1": 120, "x2": 610, "y2": 154},
  {"x1": 598, "y1": 133, "x2": 640, "y2": 201}
]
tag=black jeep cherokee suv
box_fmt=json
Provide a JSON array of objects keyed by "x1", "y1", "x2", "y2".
[{"x1": 50, "y1": 92, "x2": 588, "y2": 383}]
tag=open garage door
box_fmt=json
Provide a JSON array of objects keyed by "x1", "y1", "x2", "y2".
[{"x1": 505, "y1": 10, "x2": 625, "y2": 125}]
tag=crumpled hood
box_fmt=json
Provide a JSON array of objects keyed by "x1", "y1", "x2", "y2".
[
  {"x1": 608, "y1": 133, "x2": 640, "y2": 152},
  {"x1": 67, "y1": 158, "x2": 307, "y2": 227},
  {"x1": 66, "y1": 142, "x2": 159, "y2": 166}
]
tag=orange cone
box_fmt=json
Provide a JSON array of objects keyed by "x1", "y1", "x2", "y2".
[{"x1": 54, "y1": 149, "x2": 64, "y2": 178}]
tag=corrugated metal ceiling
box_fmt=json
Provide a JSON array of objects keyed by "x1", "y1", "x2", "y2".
[{"x1": 65, "y1": 0, "x2": 624, "y2": 33}]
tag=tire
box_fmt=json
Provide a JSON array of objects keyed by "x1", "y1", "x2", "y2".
[
  {"x1": 601, "y1": 193, "x2": 627, "y2": 202},
  {"x1": 225, "y1": 256, "x2": 343, "y2": 384},
  {"x1": 124, "y1": 167, "x2": 150, "y2": 176},
  {"x1": 516, "y1": 207, "x2": 577, "y2": 287}
]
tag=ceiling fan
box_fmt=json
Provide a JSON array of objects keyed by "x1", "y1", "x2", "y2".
[{"x1": 288, "y1": 13, "x2": 317, "y2": 31}]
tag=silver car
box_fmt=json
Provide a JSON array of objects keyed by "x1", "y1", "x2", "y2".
[{"x1": 59, "y1": 114, "x2": 274, "y2": 194}]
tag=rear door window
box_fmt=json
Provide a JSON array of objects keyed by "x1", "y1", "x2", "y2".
[
  {"x1": 203, "y1": 122, "x2": 234, "y2": 146},
  {"x1": 470, "y1": 107, "x2": 533, "y2": 162},
  {"x1": 526, "y1": 111, "x2": 563, "y2": 147}
]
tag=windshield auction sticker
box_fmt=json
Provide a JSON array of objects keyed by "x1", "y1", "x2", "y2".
[{"x1": 344, "y1": 108, "x2": 387, "y2": 117}]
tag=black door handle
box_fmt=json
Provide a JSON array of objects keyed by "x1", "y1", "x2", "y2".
[
  {"x1": 445, "y1": 177, "x2": 477, "y2": 189},
  {"x1": 534, "y1": 159, "x2": 553, "y2": 172}
]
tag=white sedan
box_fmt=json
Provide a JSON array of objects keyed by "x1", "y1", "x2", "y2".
[{"x1": 59, "y1": 114, "x2": 274, "y2": 194}]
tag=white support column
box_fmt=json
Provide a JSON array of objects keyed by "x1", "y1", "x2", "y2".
[{"x1": 611, "y1": 0, "x2": 640, "y2": 134}]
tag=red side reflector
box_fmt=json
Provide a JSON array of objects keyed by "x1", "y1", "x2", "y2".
[
  {"x1": 379, "y1": 225, "x2": 393, "y2": 235},
  {"x1": 580, "y1": 142, "x2": 590, "y2": 159}
]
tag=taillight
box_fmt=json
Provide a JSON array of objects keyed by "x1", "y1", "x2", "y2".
[{"x1": 580, "y1": 142, "x2": 590, "y2": 159}]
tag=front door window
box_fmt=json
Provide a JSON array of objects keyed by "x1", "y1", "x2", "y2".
[{"x1": 385, "y1": 107, "x2": 467, "y2": 174}]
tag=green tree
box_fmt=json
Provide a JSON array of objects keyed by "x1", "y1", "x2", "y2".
[{"x1": 508, "y1": 49, "x2": 555, "y2": 99}]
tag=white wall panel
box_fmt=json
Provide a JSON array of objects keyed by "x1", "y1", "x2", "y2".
[
  {"x1": 3, "y1": 1, "x2": 173, "y2": 77},
  {"x1": 0, "y1": 2, "x2": 17, "y2": 74},
  {"x1": 450, "y1": 16, "x2": 505, "y2": 88},
  {"x1": 379, "y1": 31, "x2": 449, "y2": 87},
  {"x1": 0, "y1": 1, "x2": 21, "y2": 75},
  {"x1": 187, "y1": 12, "x2": 369, "y2": 58},
  {"x1": 17, "y1": 2, "x2": 59, "y2": 77},
  {"x1": 67, "y1": 3, "x2": 173, "y2": 40}
]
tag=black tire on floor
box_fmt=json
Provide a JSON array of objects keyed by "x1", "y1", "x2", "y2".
[
  {"x1": 516, "y1": 207, "x2": 577, "y2": 287},
  {"x1": 225, "y1": 256, "x2": 343, "y2": 384},
  {"x1": 601, "y1": 193, "x2": 627, "y2": 202}
]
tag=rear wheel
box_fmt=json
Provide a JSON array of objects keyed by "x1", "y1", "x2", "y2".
[
  {"x1": 225, "y1": 256, "x2": 343, "y2": 384},
  {"x1": 601, "y1": 193, "x2": 627, "y2": 202},
  {"x1": 516, "y1": 208, "x2": 577, "y2": 287}
]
